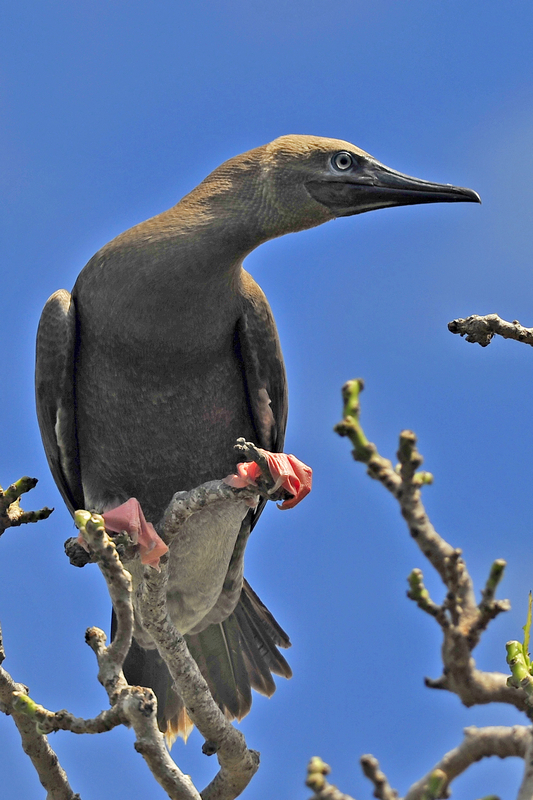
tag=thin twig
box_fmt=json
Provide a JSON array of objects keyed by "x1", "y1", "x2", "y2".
[
  {"x1": 305, "y1": 757, "x2": 357, "y2": 800},
  {"x1": 360, "y1": 754, "x2": 398, "y2": 800},
  {"x1": 11, "y1": 693, "x2": 124, "y2": 735},
  {"x1": 0, "y1": 476, "x2": 53, "y2": 536}
]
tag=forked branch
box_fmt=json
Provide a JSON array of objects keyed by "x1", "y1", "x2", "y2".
[{"x1": 329, "y1": 379, "x2": 533, "y2": 798}]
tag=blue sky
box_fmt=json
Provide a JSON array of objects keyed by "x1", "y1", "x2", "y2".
[{"x1": 2, "y1": 2, "x2": 533, "y2": 797}]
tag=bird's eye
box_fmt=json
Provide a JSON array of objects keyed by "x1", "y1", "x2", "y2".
[{"x1": 332, "y1": 152, "x2": 354, "y2": 171}]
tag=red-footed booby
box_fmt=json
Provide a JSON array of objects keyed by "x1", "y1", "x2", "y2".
[{"x1": 35, "y1": 135, "x2": 480, "y2": 741}]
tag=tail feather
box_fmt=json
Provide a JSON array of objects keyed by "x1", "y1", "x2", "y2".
[
  {"x1": 241, "y1": 579, "x2": 291, "y2": 648},
  {"x1": 235, "y1": 608, "x2": 277, "y2": 696},
  {"x1": 235, "y1": 587, "x2": 292, "y2": 679},
  {"x1": 186, "y1": 615, "x2": 252, "y2": 719},
  {"x1": 165, "y1": 706, "x2": 194, "y2": 747}
]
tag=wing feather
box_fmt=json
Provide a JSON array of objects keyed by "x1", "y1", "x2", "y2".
[{"x1": 35, "y1": 289, "x2": 83, "y2": 514}]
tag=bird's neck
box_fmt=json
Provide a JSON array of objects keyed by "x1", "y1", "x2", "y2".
[{"x1": 166, "y1": 160, "x2": 273, "y2": 273}]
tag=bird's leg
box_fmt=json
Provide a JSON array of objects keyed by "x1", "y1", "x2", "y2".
[{"x1": 226, "y1": 438, "x2": 312, "y2": 509}]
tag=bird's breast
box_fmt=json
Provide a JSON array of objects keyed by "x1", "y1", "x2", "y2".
[{"x1": 75, "y1": 328, "x2": 256, "y2": 523}]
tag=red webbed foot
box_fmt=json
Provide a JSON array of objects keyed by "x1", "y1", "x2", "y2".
[
  {"x1": 76, "y1": 498, "x2": 168, "y2": 569},
  {"x1": 224, "y1": 450, "x2": 312, "y2": 509},
  {"x1": 102, "y1": 498, "x2": 168, "y2": 568}
]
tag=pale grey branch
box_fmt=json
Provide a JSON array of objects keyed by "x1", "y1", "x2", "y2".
[
  {"x1": 360, "y1": 754, "x2": 398, "y2": 800},
  {"x1": 404, "y1": 725, "x2": 529, "y2": 800},
  {"x1": 335, "y1": 381, "x2": 525, "y2": 716},
  {"x1": 76, "y1": 514, "x2": 204, "y2": 800},
  {"x1": 332, "y1": 380, "x2": 533, "y2": 799},
  {"x1": 517, "y1": 727, "x2": 533, "y2": 800},
  {"x1": 139, "y1": 563, "x2": 259, "y2": 800},
  {"x1": 80, "y1": 492, "x2": 260, "y2": 800},
  {"x1": 161, "y1": 480, "x2": 259, "y2": 542},
  {"x1": 448, "y1": 313, "x2": 533, "y2": 348},
  {"x1": 11, "y1": 693, "x2": 124, "y2": 735},
  {"x1": 0, "y1": 656, "x2": 79, "y2": 800},
  {"x1": 0, "y1": 476, "x2": 53, "y2": 537}
]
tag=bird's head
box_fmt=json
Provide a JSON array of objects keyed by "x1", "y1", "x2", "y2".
[
  {"x1": 253, "y1": 134, "x2": 480, "y2": 238},
  {"x1": 181, "y1": 135, "x2": 480, "y2": 251}
]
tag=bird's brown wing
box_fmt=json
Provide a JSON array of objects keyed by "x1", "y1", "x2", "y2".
[
  {"x1": 35, "y1": 289, "x2": 83, "y2": 515},
  {"x1": 216, "y1": 269, "x2": 288, "y2": 597},
  {"x1": 235, "y1": 269, "x2": 288, "y2": 457}
]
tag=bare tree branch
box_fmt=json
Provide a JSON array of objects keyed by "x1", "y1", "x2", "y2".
[
  {"x1": 516, "y1": 727, "x2": 533, "y2": 800},
  {"x1": 11, "y1": 510, "x2": 203, "y2": 800},
  {"x1": 0, "y1": 477, "x2": 78, "y2": 800},
  {"x1": 360, "y1": 755, "x2": 399, "y2": 800},
  {"x1": 75, "y1": 512, "x2": 206, "y2": 800},
  {"x1": 305, "y1": 757, "x2": 357, "y2": 800},
  {"x1": 11, "y1": 694, "x2": 124, "y2": 735},
  {"x1": 330, "y1": 379, "x2": 533, "y2": 799},
  {"x1": 76, "y1": 485, "x2": 262, "y2": 799},
  {"x1": 58, "y1": 442, "x2": 290, "y2": 799},
  {"x1": 306, "y1": 727, "x2": 530, "y2": 800},
  {"x1": 0, "y1": 476, "x2": 53, "y2": 536},
  {"x1": 7, "y1": 441, "x2": 286, "y2": 799},
  {"x1": 134, "y1": 520, "x2": 261, "y2": 799},
  {"x1": 404, "y1": 726, "x2": 529, "y2": 800},
  {"x1": 334, "y1": 379, "x2": 526, "y2": 716},
  {"x1": 160, "y1": 438, "x2": 291, "y2": 540},
  {"x1": 0, "y1": 628, "x2": 80, "y2": 800},
  {"x1": 448, "y1": 313, "x2": 533, "y2": 348}
]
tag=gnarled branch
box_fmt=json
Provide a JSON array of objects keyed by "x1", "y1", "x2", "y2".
[
  {"x1": 331, "y1": 379, "x2": 533, "y2": 798},
  {"x1": 448, "y1": 313, "x2": 533, "y2": 348},
  {"x1": 0, "y1": 476, "x2": 53, "y2": 536}
]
